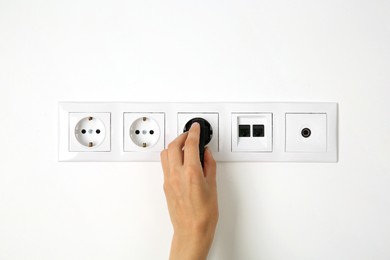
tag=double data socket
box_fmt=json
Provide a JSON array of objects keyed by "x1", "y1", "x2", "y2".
[
  {"x1": 231, "y1": 113, "x2": 273, "y2": 152},
  {"x1": 59, "y1": 102, "x2": 338, "y2": 162}
]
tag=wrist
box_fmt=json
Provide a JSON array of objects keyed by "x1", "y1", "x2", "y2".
[
  {"x1": 173, "y1": 229, "x2": 215, "y2": 246},
  {"x1": 170, "y1": 230, "x2": 215, "y2": 260}
]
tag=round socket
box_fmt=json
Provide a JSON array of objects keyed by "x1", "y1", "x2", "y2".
[
  {"x1": 301, "y1": 128, "x2": 312, "y2": 138},
  {"x1": 130, "y1": 117, "x2": 161, "y2": 148},
  {"x1": 75, "y1": 116, "x2": 106, "y2": 148},
  {"x1": 183, "y1": 118, "x2": 213, "y2": 145}
]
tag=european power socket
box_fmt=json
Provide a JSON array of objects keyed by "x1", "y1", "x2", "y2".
[
  {"x1": 123, "y1": 113, "x2": 165, "y2": 152},
  {"x1": 69, "y1": 112, "x2": 111, "y2": 152}
]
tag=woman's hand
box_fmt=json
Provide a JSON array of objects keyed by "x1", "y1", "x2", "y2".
[{"x1": 160, "y1": 122, "x2": 218, "y2": 260}]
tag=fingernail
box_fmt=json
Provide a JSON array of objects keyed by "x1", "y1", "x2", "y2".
[{"x1": 191, "y1": 122, "x2": 200, "y2": 129}]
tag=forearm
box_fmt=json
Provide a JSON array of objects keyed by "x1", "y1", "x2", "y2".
[{"x1": 169, "y1": 231, "x2": 215, "y2": 260}]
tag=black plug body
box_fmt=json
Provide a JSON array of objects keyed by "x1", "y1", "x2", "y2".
[{"x1": 183, "y1": 118, "x2": 213, "y2": 167}]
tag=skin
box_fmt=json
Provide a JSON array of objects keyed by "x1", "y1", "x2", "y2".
[{"x1": 160, "y1": 122, "x2": 219, "y2": 260}]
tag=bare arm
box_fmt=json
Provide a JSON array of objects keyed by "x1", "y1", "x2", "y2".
[{"x1": 160, "y1": 122, "x2": 219, "y2": 260}]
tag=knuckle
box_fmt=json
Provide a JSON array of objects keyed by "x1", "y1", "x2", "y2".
[
  {"x1": 185, "y1": 165, "x2": 200, "y2": 176},
  {"x1": 167, "y1": 142, "x2": 176, "y2": 150}
]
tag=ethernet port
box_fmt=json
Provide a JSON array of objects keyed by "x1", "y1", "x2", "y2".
[
  {"x1": 239, "y1": 125, "x2": 250, "y2": 137},
  {"x1": 253, "y1": 125, "x2": 264, "y2": 137}
]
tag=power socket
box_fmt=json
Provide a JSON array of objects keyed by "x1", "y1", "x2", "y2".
[
  {"x1": 177, "y1": 113, "x2": 219, "y2": 153},
  {"x1": 123, "y1": 113, "x2": 165, "y2": 152},
  {"x1": 69, "y1": 112, "x2": 111, "y2": 152}
]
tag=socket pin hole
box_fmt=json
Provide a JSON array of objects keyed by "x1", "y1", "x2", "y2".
[
  {"x1": 81, "y1": 129, "x2": 86, "y2": 134},
  {"x1": 301, "y1": 128, "x2": 312, "y2": 138},
  {"x1": 96, "y1": 129, "x2": 101, "y2": 134},
  {"x1": 135, "y1": 130, "x2": 140, "y2": 135},
  {"x1": 150, "y1": 130, "x2": 154, "y2": 135}
]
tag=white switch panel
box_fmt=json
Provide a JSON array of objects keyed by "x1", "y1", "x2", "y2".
[{"x1": 58, "y1": 102, "x2": 338, "y2": 162}]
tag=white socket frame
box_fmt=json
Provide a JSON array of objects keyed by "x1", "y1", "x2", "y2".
[{"x1": 58, "y1": 102, "x2": 338, "y2": 162}]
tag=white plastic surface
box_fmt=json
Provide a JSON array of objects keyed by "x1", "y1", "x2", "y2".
[{"x1": 58, "y1": 102, "x2": 338, "y2": 162}]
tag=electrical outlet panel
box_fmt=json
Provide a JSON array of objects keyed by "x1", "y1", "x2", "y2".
[{"x1": 58, "y1": 102, "x2": 338, "y2": 162}]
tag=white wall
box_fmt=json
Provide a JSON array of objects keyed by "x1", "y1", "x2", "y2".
[{"x1": 1, "y1": 0, "x2": 389, "y2": 259}]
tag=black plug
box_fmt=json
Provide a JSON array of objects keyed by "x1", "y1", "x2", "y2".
[{"x1": 183, "y1": 118, "x2": 213, "y2": 167}]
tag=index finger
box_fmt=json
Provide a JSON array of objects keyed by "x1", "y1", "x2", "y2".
[{"x1": 184, "y1": 122, "x2": 201, "y2": 167}]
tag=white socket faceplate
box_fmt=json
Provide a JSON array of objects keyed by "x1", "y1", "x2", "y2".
[
  {"x1": 232, "y1": 113, "x2": 273, "y2": 152},
  {"x1": 69, "y1": 112, "x2": 111, "y2": 152},
  {"x1": 124, "y1": 113, "x2": 165, "y2": 152},
  {"x1": 285, "y1": 113, "x2": 327, "y2": 152},
  {"x1": 59, "y1": 102, "x2": 338, "y2": 162}
]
